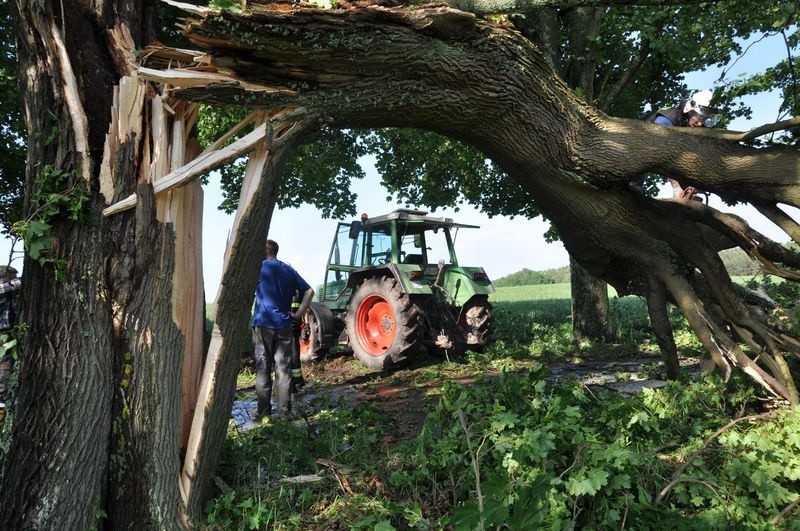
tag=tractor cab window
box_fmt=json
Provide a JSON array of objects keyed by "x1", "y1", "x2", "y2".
[
  {"x1": 331, "y1": 222, "x2": 361, "y2": 267},
  {"x1": 367, "y1": 228, "x2": 393, "y2": 265},
  {"x1": 424, "y1": 227, "x2": 454, "y2": 265},
  {"x1": 322, "y1": 222, "x2": 359, "y2": 301},
  {"x1": 399, "y1": 231, "x2": 424, "y2": 265}
]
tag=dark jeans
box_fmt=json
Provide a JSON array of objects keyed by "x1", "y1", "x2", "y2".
[{"x1": 252, "y1": 326, "x2": 293, "y2": 416}]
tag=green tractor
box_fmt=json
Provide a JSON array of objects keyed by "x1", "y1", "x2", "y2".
[{"x1": 299, "y1": 209, "x2": 494, "y2": 369}]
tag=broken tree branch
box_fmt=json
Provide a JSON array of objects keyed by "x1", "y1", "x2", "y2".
[{"x1": 102, "y1": 123, "x2": 266, "y2": 216}]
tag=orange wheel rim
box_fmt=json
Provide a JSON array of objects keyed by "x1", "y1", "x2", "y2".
[{"x1": 356, "y1": 294, "x2": 395, "y2": 356}]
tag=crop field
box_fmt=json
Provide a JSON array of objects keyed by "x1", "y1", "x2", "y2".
[
  {"x1": 490, "y1": 283, "x2": 656, "y2": 350},
  {"x1": 491, "y1": 282, "x2": 575, "y2": 302}
]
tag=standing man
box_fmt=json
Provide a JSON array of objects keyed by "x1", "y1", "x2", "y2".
[
  {"x1": 251, "y1": 240, "x2": 314, "y2": 419},
  {"x1": 0, "y1": 265, "x2": 22, "y2": 413}
]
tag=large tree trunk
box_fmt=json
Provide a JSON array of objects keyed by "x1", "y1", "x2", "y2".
[
  {"x1": 1, "y1": 1, "x2": 221, "y2": 527},
  {"x1": 563, "y1": 7, "x2": 615, "y2": 345},
  {"x1": 570, "y1": 258, "x2": 614, "y2": 343}
]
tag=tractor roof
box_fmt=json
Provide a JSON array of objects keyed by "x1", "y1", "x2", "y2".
[{"x1": 361, "y1": 208, "x2": 480, "y2": 230}]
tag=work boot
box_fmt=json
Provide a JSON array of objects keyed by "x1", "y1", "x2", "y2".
[{"x1": 290, "y1": 368, "x2": 305, "y2": 392}]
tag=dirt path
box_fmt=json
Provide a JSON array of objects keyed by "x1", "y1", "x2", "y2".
[{"x1": 232, "y1": 350, "x2": 703, "y2": 439}]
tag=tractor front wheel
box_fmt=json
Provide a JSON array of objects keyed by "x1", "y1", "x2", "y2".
[
  {"x1": 347, "y1": 276, "x2": 422, "y2": 369},
  {"x1": 459, "y1": 297, "x2": 493, "y2": 351}
]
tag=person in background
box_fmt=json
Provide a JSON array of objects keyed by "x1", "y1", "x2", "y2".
[
  {"x1": 251, "y1": 240, "x2": 314, "y2": 419},
  {"x1": 0, "y1": 265, "x2": 22, "y2": 414},
  {"x1": 289, "y1": 291, "x2": 306, "y2": 394},
  {"x1": 643, "y1": 89, "x2": 721, "y2": 199}
]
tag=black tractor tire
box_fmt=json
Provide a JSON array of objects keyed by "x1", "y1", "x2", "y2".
[
  {"x1": 299, "y1": 302, "x2": 335, "y2": 362},
  {"x1": 346, "y1": 276, "x2": 423, "y2": 369},
  {"x1": 459, "y1": 297, "x2": 493, "y2": 351}
]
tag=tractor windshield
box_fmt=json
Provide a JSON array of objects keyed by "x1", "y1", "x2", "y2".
[{"x1": 398, "y1": 223, "x2": 456, "y2": 266}]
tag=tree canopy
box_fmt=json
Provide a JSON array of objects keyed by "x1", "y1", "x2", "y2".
[{"x1": 0, "y1": 3, "x2": 25, "y2": 241}]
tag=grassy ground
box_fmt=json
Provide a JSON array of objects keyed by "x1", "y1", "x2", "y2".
[{"x1": 206, "y1": 286, "x2": 799, "y2": 530}]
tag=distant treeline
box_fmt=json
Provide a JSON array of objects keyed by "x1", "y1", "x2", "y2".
[
  {"x1": 494, "y1": 248, "x2": 773, "y2": 287},
  {"x1": 493, "y1": 266, "x2": 570, "y2": 287}
]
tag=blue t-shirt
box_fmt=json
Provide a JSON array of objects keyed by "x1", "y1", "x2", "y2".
[
  {"x1": 251, "y1": 259, "x2": 311, "y2": 329},
  {"x1": 654, "y1": 115, "x2": 674, "y2": 126}
]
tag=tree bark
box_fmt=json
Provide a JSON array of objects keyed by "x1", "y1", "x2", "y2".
[
  {"x1": 570, "y1": 258, "x2": 614, "y2": 343},
  {"x1": 182, "y1": 118, "x2": 305, "y2": 520},
  {"x1": 2, "y1": 1, "x2": 192, "y2": 528},
  {"x1": 644, "y1": 274, "x2": 681, "y2": 379}
]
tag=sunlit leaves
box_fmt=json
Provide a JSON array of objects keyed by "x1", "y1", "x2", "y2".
[
  {"x1": 364, "y1": 128, "x2": 542, "y2": 220},
  {"x1": 197, "y1": 105, "x2": 367, "y2": 218},
  {"x1": 0, "y1": 3, "x2": 25, "y2": 236}
]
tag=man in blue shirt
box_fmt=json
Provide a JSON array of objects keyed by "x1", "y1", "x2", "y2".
[{"x1": 252, "y1": 240, "x2": 314, "y2": 418}]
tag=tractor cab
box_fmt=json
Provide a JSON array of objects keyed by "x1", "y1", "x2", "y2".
[{"x1": 318, "y1": 209, "x2": 488, "y2": 309}]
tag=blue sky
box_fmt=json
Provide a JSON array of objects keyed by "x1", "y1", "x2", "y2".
[{"x1": 0, "y1": 30, "x2": 793, "y2": 300}]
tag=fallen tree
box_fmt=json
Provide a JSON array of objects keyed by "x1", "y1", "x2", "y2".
[{"x1": 160, "y1": 0, "x2": 800, "y2": 402}]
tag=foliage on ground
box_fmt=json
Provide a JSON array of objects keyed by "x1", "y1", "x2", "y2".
[{"x1": 203, "y1": 289, "x2": 799, "y2": 529}]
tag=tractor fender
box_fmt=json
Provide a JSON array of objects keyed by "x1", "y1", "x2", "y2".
[
  {"x1": 307, "y1": 301, "x2": 336, "y2": 349},
  {"x1": 298, "y1": 301, "x2": 338, "y2": 361},
  {"x1": 346, "y1": 265, "x2": 394, "y2": 291},
  {"x1": 346, "y1": 264, "x2": 435, "y2": 296}
]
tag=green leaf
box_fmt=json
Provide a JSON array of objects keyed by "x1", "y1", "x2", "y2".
[
  {"x1": 627, "y1": 411, "x2": 651, "y2": 429},
  {"x1": 27, "y1": 235, "x2": 53, "y2": 260},
  {"x1": 567, "y1": 468, "x2": 609, "y2": 496},
  {"x1": 26, "y1": 219, "x2": 51, "y2": 237}
]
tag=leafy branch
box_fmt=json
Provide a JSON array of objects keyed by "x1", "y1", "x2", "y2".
[
  {"x1": 11, "y1": 164, "x2": 89, "y2": 280},
  {"x1": 654, "y1": 410, "x2": 777, "y2": 505},
  {"x1": 0, "y1": 333, "x2": 18, "y2": 362}
]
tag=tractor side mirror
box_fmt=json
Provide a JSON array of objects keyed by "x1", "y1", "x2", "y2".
[
  {"x1": 413, "y1": 234, "x2": 422, "y2": 248},
  {"x1": 349, "y1": 221, "x2": 362, "y2": 239}
]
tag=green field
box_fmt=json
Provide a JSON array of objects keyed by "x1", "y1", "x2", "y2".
[
  {"x1": 488, "y1": 283, "x2": 663, "y2": 353},
  {"x1": 490, "y1": 282, "x2": 573, "y2": 302}
]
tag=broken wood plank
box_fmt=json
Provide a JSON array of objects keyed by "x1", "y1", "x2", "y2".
[
  {"x1": 102, "y1": 123, "x2": 267, "y2": 216},
  {"x1": 138, "y1": 66, "x2": 288, "y2": 93}
]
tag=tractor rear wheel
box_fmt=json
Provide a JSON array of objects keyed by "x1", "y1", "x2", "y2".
[
  {"x1": 347, "y1": 276, "x2": 422, "y2": 369},
  {"x1": 459, "y1": 297, "x2": 493, "y2": 351}
]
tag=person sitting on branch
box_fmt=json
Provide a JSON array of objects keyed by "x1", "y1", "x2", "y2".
[{"x1": 643, "y1": 89, "x2": 721, "y2": 200}]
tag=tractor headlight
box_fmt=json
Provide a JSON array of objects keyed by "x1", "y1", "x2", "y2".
[
  {"x1": 472, "y1": 271, "x2": 489, "y2": 281},
  {"x1": 409, "y1": 271, "x2": 424, "y2": 280}
]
